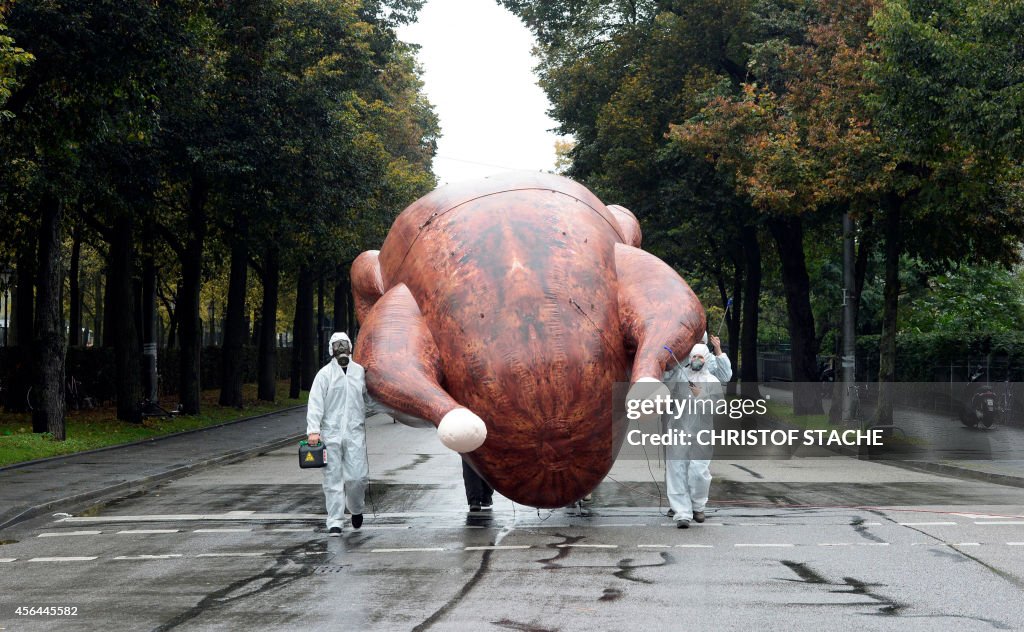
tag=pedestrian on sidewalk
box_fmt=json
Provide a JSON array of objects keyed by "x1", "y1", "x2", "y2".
[
  {"x1": 662, "y1": 342, "x2": 723, "y2": 528},
  {"x1": 307, "y1": 332, "x2": 381, "y2": 536}
]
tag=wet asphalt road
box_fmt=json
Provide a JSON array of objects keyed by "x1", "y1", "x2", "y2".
[{"x1": 2, "y1": 414, "x2": 1024, "y2": 631}]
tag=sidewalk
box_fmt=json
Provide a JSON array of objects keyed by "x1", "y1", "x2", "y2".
[
  {"x1": 0, "y1": 406, "x2": 307, "y2": 531},
  {"x1": 759, "y1": 384, "x2": 1024, "y2": 488}
]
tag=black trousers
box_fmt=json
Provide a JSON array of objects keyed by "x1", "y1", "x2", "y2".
[{"x1": 462, "y1": 460, "x2": 493, "y2": 504}]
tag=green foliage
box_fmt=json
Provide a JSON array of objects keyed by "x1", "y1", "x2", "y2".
[
  {"x1": 0, "y1": 20, "x2": 32, "y2": 119},
  {"x1": 899, "y1": 263, "x2": 1024, "y2": 334},
  {"x1": 857, "y1": 331, "x2": 1024, "y2": 382}
]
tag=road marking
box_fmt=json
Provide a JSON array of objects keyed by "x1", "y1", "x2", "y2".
[
  {"x1": 195, "y1": 552, "x2": 268, "y2": 557},
  {"x1": 464, "y1": 545, "x2": 532, "y2": 551},
  {"x1": 911, "y1": 542, "x2": 980, "y2": 547},
  {"x1": 0, "y1": 558, "x2": 16, "y2": 562},
  {"x1": 898, "y1": 522, "x2": 957, "y2": 526},
  {"x1": 270, "y1": 528, "x2": 314, "y2": 533},
  {"x1": 1007, "y1": 542, "x2": 1024, "y2": 546},
  {"x1": 976, "y1": 521, "x2": 1024, "y2": 526},
  {"x1": 28, "y1": 556, "x2": 98, "y2": 562},
  {"x1": 953, "y1": 543, "x2": 981, "y2": 546},
  {"x1": 637, "y1": 544, "x2": 671, "y2": 548},
  {"x1": 818, "y1": 543, "x2": 854, "y2": 547},
  {"x1": 734, "y1": 543, "x2": 794, "y2": 548},
  {"x1": 859, "y1": 543, "x2": 890, "y2": 546},
  {"x1": 594, "y1": 523, "x2": 646, "y2": 527},
  {"x1": 675, "y1": 544, "x2": 714, "y2": 548},
  {"x1": 861, "y1": 522, "x2": 883, "y2": 526},
  {"x1": 62, "y1": 513, "x2": 325, "y2": 523},
  {"x1": 117, "y1": 529, "x2": 180, "y2": 534},
  {"x1": 738, "y1": 523, "x2": 777, "y2": 527},
  {"x1": 37, "y1": 531, "x2": 101, "y2": 537},
  {"x1": 113, "y1": 554, "x2": 183, "y2": 560},
  {"x1": 226, "y1": 511, "x2": 255, "y2": 516},
  {"x1": 194, "y1": 528, "x2": 252, "y2": 533},
  {"x1": 556, "y1": 544, "x2": 618, "y2": 549},
  {"x1": 372, "y1": 547, "x2": 446, "y2": 553}
]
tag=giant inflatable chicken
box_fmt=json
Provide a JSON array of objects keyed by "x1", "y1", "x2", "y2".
[{"x1": 352, "y1": 172, "x2": 704, "y2": 508}]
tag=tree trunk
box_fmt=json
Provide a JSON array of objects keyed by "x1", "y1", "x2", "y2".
[
  {"x1": 740, "y1": 224, "x2": 761, "y2": 399},
  {"x1": 13, "y1": 241, "x2": 34, "y2": 347},
  {"x1": 873, "y1": 197, "x2": 901, "y2": 428},
  {"x1": 31, "y1": 196, "x2": 67, "y2": 438},
  {"x1": 178, "y1": 175, "x2": 207, "y2": 415},
  {"x1": 68, "y1": 221, "x2": 82, "y2": 347},
  {"x1": 93, "y1": 272, "x2": 103, "y2": 347},
  {"x1": 219, "y1": 213, "x2": 249, "y2": 408},
  {"x1": 301, "y1": 270, "x2": 316, "y2": 390},
  {"x1": 767, "y1": 215, "x2": 821, "y2": 415},
  {"x1": 727, "y1": 260, "x2": 742, "y2": 392},
  {"x1": 333, "y1": 263, "x2": 350, "y2": 335},
  {"x1": 141, "y1": 256, "x2": 158, "y2": 402},
  {"x1": 317, "y1": 275, "x2": 325, "y2": 365},
  {"x1": 257, "y1": 246, "x2": 280, "y2": 401},
  {"x1": 290, "y1": 266, "x2": 315, "y2": 398},
  {"x1": 109, "y1": 215, "x2": 143, "y2": 422}
]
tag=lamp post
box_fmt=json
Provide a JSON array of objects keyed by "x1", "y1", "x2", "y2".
[{"x1": 0, "y1": 267, "x2": 12, "y2": 347}]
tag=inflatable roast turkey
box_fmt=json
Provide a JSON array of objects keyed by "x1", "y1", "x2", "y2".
[{"x1": 351, "y1": 172, "x2": 705, "y2": 508}]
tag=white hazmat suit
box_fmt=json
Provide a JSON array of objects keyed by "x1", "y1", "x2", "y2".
[
  {"x1": 306, "y1": 332, "x2": 380, "y2": 531},
  {"x1": 662, "y1": 343, "x2": 723, "y2": 525}
]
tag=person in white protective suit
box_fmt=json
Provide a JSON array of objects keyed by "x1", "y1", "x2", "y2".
[
  {"x1": 697, "y1": 331, "x2": 733, "y2": 384},
  {"x1": 662, "y1": 343, "x2": 724, "y2": 528},
  {"x1": 307, "y1": 332, "x2": 380, "y2": 536}
]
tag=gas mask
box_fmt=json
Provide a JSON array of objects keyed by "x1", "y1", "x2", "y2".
[
  {"x1": 332, "y1": 339, "x2": 352, "y2": 367},
  {"x1": 690, "y1": 358, "x2": 705, "y2": 372}
]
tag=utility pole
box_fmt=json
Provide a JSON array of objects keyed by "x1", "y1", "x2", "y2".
[{"x1": 842, "y1": 212, "x2": 857, "y2": 422}]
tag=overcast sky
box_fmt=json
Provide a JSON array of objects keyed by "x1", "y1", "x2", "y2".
[{"x1": 397, "y1": 1, "x2": 566, "y2": 186}]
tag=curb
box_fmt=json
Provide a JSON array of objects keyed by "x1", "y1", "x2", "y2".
[
  {"x1": 0, "y1": 404, "x2": 305, "y2": 472},
  {"x1": 0, "y1": 407, "x2": 307, "y2": 532},
  {"x1": 878, "y1": 460, "x2": 1024, "y2": 490}
]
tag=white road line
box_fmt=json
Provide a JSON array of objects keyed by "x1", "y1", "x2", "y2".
[
  {"x1": 61, "y1": 513, "x2": 325, "y2": 523},
  {"x1": 953, "y1": 543, "x2": 981, "y2": 546},
  {"x1": 675, "y1": 544, "x2": 714, "y2": 548},
  {"x1": 464, "y1": 545, "x2": 532, "y2": 551},
  {"x1": 195, "y1": 552, "x2": 268, "y2": 557},
  {"x1": 861, "y1": 522, "x2": 883, "y2": 526},
  {"x1": 734, "y1": 543, "x2": 794, "y2": 548},
  {"x1": 372, "y1": 547, "x2": 446, "y2": 553},
  {"x1": 594, "y1": 523, "x2": 646, "y2": 527},
  {"x1": 911, "y1": 542, "x2": 980, "y2": 547},
  {"x1": 898, "y1": 522, "x2": 957, "y2": 526},
  {"x1": 859, "y1": 543, "x2": 890, "y2": 546},
  {"x1": 0, "y1": 558, "x2": 16, "y2": 562},
  {"x1": 28, "y1": 556, "x2": 98, "y2": 562},
  {"x1": 113, "y1": 554, "x2": 183, "y2": 560},
  {"x1": 976, "y1": 521, "x2": 1024, "y2": 526},
  {"x1": 117, "y1": 529, "x2": 180, "y2": 534},
  {"x1": 737, "y1": 523, "x2": 777, "y2": 527},
  {"x1": 637, "y1": 544, "x2": 671, "y2": 548},
  {"x1": 37, "y1": 531, "x2": 101, "y2": 537},
  {"x1": 302, "y1": 551, "x2": 328, "y2": 556},
  {"x1": 1007, "y1": 542, "x2": 1024, "y2": 546},
  {"x1": 194, "y1": 528, "x2": 252, "y2": 533},
  {"x1": 556, "y1": 544, "x2": 618, "y2": 548},
  {"x1": 818, "y1": 543, "x2": 854, "y2": 547}
]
